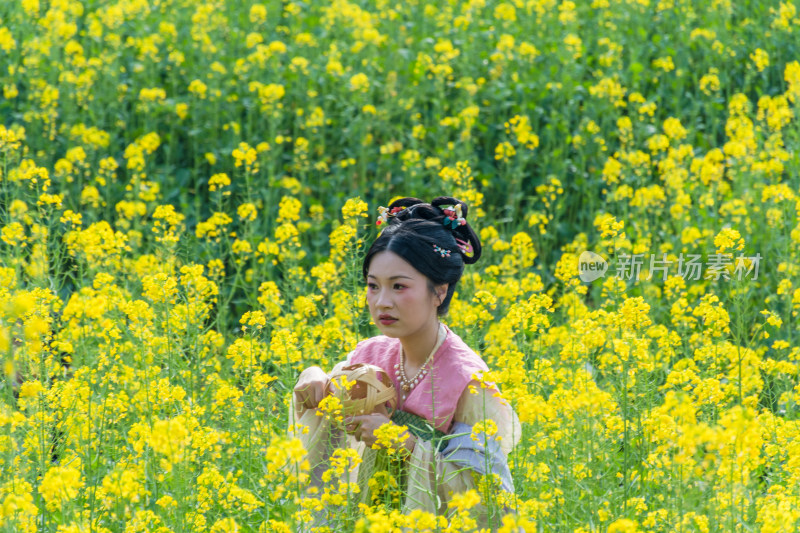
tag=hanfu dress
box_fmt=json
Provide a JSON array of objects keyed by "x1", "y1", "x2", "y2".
[{"x1": 288, "y1": 324, "x2": 522, "y2": 529}]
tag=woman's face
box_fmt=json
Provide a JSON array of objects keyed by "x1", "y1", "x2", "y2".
[{"x1": 366, "y1": 251, "x2": 446, "y2": 339}]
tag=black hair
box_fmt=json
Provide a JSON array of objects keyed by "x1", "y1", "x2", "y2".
[{"x1": 362, "y1": 196, "x2": 482, "y2": 316}]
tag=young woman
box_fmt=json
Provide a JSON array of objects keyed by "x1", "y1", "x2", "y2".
[{"x1": 290, "y1": 196, "x2": 521, "y2": 528}]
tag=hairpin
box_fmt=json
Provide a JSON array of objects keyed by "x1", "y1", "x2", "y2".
[
  {"x1": 376, "y1": 205, "x2": 406, "y2": 226},
  {"x1": 376, "y1": 206, "x2": 390, "y2": 226},
  {"x1": 433, "y1": 244, "x2": 451, "y2": 257},
  {"x1": 440, "y1": 204, "x2": 466, "y2": 230},
  {"x1": 455, "y1": 238, "x2": 474, "y2": 257}
]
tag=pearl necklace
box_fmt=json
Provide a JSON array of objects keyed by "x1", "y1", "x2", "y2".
[{"x1": 394, "y1": 324, "x2": 446, "y2": 401}]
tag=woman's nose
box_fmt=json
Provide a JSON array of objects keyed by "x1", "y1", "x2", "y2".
[{"x1": 375, "y1": 288, "x2": 393, "y2": 308}]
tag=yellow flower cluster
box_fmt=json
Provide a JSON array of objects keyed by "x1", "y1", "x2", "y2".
[{"x1": 39, "y1": 461, "x2": 84, "y2": 512}]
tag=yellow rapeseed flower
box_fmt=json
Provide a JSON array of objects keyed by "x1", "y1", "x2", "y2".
[
  {"x1": 713, "y1": 227, "x2": 745, "y2": 253},
  {"x1": 39, "y1": 461, "x2": 84, "y2": 511},
  {"x1": 349, "y1": 73, "x2": 370, "y2": 92},
  {"x1": 595, "y1": 213, "x2": 625, "y2": 239},
  {"x1": 750, "y1": 48, "x2": 769, "y2": 72},
  {"x1": 447, "y1": 489, "x2": 481, "y2": 512},
  {"x1": 149, "y1": 415, "x2": 191, "y2": 471}
]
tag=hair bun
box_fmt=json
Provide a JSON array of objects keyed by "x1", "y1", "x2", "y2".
[
  {"x1": 387, "y1": 197, "x2": 438, "y2": 222},
  {"x1": 431, "y1": 196, "x2": 481, "y2": 264},
  {"x1": 381, "y1": 195, "x2": 482, "y2": 264},
  {"x1": 387, "y1": 197, "x2": 425, "y2": 211},
  {"x1": 431, "y1": 197, "x2": 468, "y2": 221}
]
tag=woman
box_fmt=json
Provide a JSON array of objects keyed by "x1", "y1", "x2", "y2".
[{"x1": 290, "y1": 196, "x2": 522, "y2": 529}]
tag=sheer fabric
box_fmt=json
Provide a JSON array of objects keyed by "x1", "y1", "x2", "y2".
[{"x1": 288, "y1": 333, "x2": 522, "y2": 531}]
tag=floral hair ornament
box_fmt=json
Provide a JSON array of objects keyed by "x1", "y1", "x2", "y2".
[
  {"x1": 455, "y1": 238, "x2": 474, "y2": 258},
  {"x1": 376, "y1": 205, "x2": 406, "y2": 226},
  {"x1": 433, "y1": 244, "x2": 451, "y2": 257},
  {"x1": 441, "y1": 204, "x2": 466, "y2": 230}
]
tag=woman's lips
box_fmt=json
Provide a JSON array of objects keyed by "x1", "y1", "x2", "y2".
[{"x1": 379, "y1": 316, "x2": 397, "y2": 325}]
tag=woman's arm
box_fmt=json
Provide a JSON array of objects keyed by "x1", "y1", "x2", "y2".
[{"x1": 292, "y1": 352, "x2": 355, "y2": 420}]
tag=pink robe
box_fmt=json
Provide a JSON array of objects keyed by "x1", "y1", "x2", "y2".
[{"x1": 348, "y1": 324, "x2": 489, "y2": 433}]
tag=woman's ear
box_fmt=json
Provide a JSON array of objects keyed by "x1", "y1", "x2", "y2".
[{"x1": 435, "y1": 283, "x2": 449, "y2": 306}]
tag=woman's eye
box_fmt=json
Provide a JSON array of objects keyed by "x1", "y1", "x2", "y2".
[{"x1": 393, "y1": 284, "x2": 405, "y2": 290}]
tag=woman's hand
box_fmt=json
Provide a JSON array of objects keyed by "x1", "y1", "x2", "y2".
[
  {"x1": 293, "y1": 366, "x2": 332, "y2": 411},
  {"x1": 344, "y1": 414, "x2": 416, "y2": 454}
]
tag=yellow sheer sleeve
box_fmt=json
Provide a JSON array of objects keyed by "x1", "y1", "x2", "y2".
[
  {"x1": 402, "y1": 379, "x2": 522, "y2": 530},
  {"x1": 453, "y1": 379, "x2": 523, "y2": 457}
]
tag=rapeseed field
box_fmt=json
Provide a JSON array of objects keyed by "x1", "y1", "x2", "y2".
[{"x1": 2, "y1": 0, "x2": 800, "y2": 531}]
